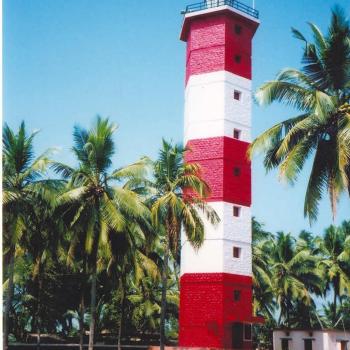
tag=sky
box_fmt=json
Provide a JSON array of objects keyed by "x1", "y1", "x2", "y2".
[{"x1": 3, "y1": 0, "x2": 350, "y2": 236}]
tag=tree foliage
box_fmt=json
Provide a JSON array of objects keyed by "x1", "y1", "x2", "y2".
[{"x1": 249, "y1": 7, "x2": 350, "y2": 222}]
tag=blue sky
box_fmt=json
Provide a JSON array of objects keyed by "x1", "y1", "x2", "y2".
[{"x1": 4, "y1": 0, "x2": 350, "y2": 236}]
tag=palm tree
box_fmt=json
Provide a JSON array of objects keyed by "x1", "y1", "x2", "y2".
[
  {"x1": 128, "y1": 276, "x2": 161, "y2": 333},
  {"x1": 52, "y1": 116, "x2": 149, "y2": 350},
  {"x1": 150, "y1": 140, "x2": 219, "y2": 350},
  {"x1": 288, "y1": 299, "x2": 323, "y2": 329},
  {"x1": 57, "y1": 193, "x2": 92, "y2": 350},
  {"x1": 249, "y1": 7, "x2": 350, "y2": 221},
  {"x1": 252, "y1": 219, "x2": 275, "y2": 320},
  {"x1": 3, "y1": 122, "x2": 53, "y2": 350},
  {"x1": 128, "y1": 272, "x2": 179, "y2": 336},
  {"x1": 269, "y1": 232, "x2": 323, "y2": 327},
  {"x1": 106, "y1": 222, "x2": 158, "y2": 350},
  {"x1": 315, "y1": 223, "x2": 350, "y2": 325},
  {"x1": 20, "y1": 186, "x2": 65, "y2": 347},
  {"x1": 322, "y1": 295, "x2": 350, "y2": 329}
]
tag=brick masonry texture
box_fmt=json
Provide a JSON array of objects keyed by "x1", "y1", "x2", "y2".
[
  {"x1": 179, "y1": 273, "x2": 253, "y2": 348},
  {"x1": 180, "y1": 7, "x2": 260, "y2": 350},
  {"x1": 183, "y1": 12, "x2": 258, "y2": 82},
  {"x1": 185, "y1": 136, "x2": 251, "y2": 206}
]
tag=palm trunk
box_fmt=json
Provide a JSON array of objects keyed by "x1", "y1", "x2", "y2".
[
  {"x1": 79, "y1": 288, "x2": 85, "y2": 350},
  {"x1": 333, "y1": 286, "x2": 337, "y2": 326},
  {"x1": 173, "y1": 260, "x2": 179, "y2": 289},
  {"x1": 36, "y1": 328, "x2": 41, "y2": 350},
  {"x1": 36, "y1": 266, "x2": 42, "y2": 350},
  {"x1": 79, "y1": 261, "x2": 87, "y2": 350},
  {"x1": 160, "y1": 238, "x2": 170, "y2": 350},
  {"x1": 88, "y1": 265, "x2": 97, "y2": 350},
  {"x1": 117, "y1": 280, "x2": 126, "y2": 350},
  {"x1": 4, "y1": 251, "x2": 15, "y2": 350}
]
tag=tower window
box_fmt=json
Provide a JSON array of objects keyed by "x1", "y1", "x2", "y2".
[
  {"x1": 233, "y1": 129, "x2": 241, "y2": 139},
  {"x1": 244, "y1": 324, "x2": 252, "y2": 340},
  {"x1": 233, "y1": 290, "x2": 241, "y2": 301},
  {"x1": 233, "y1": 90, "x2": 242, "y2": 101},
  {"x1": 233, "y1": 246, "x2": 241, "y2": 258},
  {"x1": 234, "y1": 55, "x2": 242, "y2": 63},
  {"x1": 233, "y1": 206, "x2": 241, "y2": 217},
  {"x1": 234, "y1": 24, "x2": 242, "y2": 35},
  {"x1": 233, "y1": 167, "x2": 241, "y2": 176}
]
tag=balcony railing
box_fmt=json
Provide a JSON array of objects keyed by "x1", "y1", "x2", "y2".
[{"x1": 183, "y1": 0, "x2": 259, "y2": 19}]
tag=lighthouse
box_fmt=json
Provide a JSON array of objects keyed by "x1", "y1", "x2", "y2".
[{"x1": 179, "y1": 1, "x2": 260, "y2": 349}]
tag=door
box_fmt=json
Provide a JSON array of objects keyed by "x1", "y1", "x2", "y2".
[
  {"x1": 304, "y1": 339, "x2": 312, "y2": 350},
  {"x1": 340, "y1": 341, "x2": 349, "y2": 350},
  {"x1": 232, "y1": 322, "x2": 243, "y2": 349}
]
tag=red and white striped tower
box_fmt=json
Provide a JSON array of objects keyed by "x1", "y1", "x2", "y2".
[{"x1": 179, "y1": 1, "x2": 260, "y2": 349}]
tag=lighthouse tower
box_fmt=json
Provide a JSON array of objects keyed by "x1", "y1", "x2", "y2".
[{"x1": 179, "y1": 1, "x2": 260, "y2": 349}]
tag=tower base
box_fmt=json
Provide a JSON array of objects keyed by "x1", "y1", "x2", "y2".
[{"x1": 179, "y1": 273, "x2": 256, "y2": 349}]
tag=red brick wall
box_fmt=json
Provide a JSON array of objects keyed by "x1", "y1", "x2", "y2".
[
  {"x1": 185, "y1": 137, "x2": 251, "y2": 206},
  {"x1": 179, "y1": 273, "x2": 253, "y2": 348},
  {"x1": 186, "y1": 15, "x2": 226, "y2": 82},
  {"x1": 184, "y1": 12, "x2": 257, "y2": 82},
  {"x1": 224, "y1": 15, "x2": 253, "y2": 80}
]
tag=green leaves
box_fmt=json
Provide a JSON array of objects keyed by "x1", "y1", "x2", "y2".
[
  {"x1": 251, "y1": 8, "x2": 350, "y2": 222},
  {"x1": 254, "y1": 228, "x2": 323, "y2": 327},
  {"x1": 72, "y1": 116, "x2": 117, "y2": 175},
  {"x1": 3, "y1": 121, "x2": 38, "y2": 175},
  {"x1": 150, "y1": 139, "x2": 219, "y2": 253},
  {"x1": 149, "y1": 140, "x2": 219, "y2": 345},
  {"x1": 255, "y1": 81, "x2": 315, "y2": 110},
  {"x1": 2, "y1": 121, "x2": 59, "y2": 255},
  {"x1": 109, "y1": 156, "x2": 151, "y2": 182},
  {"x1": 253, "y1": 219, "x2": 350, "y2": 329}
]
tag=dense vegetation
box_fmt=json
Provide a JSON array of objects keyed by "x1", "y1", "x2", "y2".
[
  {"x1": 249, "y1": 7, "x2": 350, "y2": 347},
  {"x1": 3, "y1": 118, "x2": 219, "y2": 350},
  {"x1": 3, "y1": 119, "x2": 350, "y2": 350},
  {"x1": 252, "y1": 220, "x2": 350, "y2": 348}
]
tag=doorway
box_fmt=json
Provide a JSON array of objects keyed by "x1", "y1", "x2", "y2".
[{"x1": 232, "y1": 322, "x2": 243, "y2": 349}]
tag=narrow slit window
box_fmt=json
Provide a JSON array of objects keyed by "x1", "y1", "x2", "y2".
[
  {"x1": 233, "y1": 129, "x2": 241, "y2": 139},
  {"x1": 234, "y1": 55, "x2": 242, "y2": 63},
  {"x1": 233, "y1": 246, "x2": 241, "y2": 258},
  {"x1": 234, "y1": 24, "x2": 242, "y2": 35},
  {"x1": 233, "y1": 290, "x2": 241, "y2": 301},
  {"x1": 233, "y1": 90, "x2": 242, "y2": 101},
  {"x1": 233, "y1": 206, "x2": 241, "y2": 217}
]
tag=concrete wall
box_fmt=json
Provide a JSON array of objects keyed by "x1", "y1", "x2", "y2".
[
  {"x1": 181, "y1": 201, "x2": 251, "y2": 276},
  {"x1": 273, "y1": 330, "x2": 350, "y2": 350},
  {"x1": 184, "y1": 71, "x2": 252, "y2": 143},
  {"x1": 181, "y1": 238, "x2": 252, "y2": 276}
]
